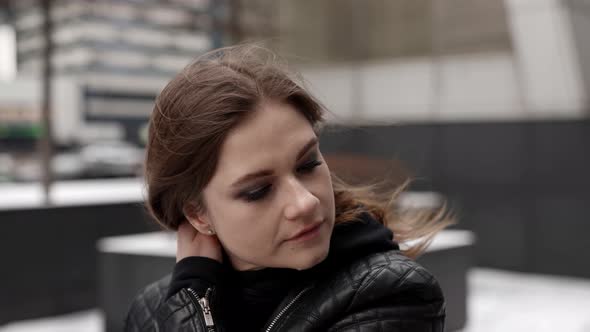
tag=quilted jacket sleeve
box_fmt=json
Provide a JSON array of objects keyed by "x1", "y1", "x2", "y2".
[
  {"x1": 327, "y1": 256, "x2": 446, "y2": 332},
  {"x1": 124, "y1": 257, "x2": 226, "y2": 332},
  {"x1": 125, "y1": 278, "x2": 223, "y2": 332}
]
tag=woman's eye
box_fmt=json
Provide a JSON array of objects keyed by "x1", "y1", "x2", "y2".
[
  {"x1": 242, "y1": 184, "x2": 272, "y2": 202},
  {"x1": 297, "y1": 159, "x2": 322, "y2": 174}
]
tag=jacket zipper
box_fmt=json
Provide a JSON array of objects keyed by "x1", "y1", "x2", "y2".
[
  {"x1": 264, "y1": 286, "x2": 311, "y2": 332},
  {"x1": 186, "y1": 287, "x2": 216, "y2": 332}
]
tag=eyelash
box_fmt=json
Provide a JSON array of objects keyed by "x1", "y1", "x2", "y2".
[
  {"x1": 298, "y1": 159, "x2": 323, "y2": 174},
  {"x1": 243, "y1": 184, "x2": 272, "y2": 202},
  {"x1": 241, "y1": 159, "x2": 323, "y2": 202}
]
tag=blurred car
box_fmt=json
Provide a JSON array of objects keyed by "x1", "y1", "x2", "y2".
[{"x1": 79, "y1": 140, "x2": 144, "y2": 178}]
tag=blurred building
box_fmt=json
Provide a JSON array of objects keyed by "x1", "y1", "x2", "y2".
[
  {"x1": 1, "y1": 0, "x2": 227, "y2": 146},
  {"x1": 233, "y1": 0, "x2": 590, "y2": 121},
  {"x1": 2, "y1": 0, "x2": 589, "y2": 141},
  {"x1": 271, "y1": 0, "x2": 512, "y2": 61}
]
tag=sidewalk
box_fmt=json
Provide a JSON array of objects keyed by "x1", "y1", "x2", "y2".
[{"x1": 460, "y1": 268, "x2": 590, "y2": 332}]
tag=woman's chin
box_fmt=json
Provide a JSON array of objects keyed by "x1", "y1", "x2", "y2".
[{"x1": 290, "y1": 246, "x2": 330, "y2": 271}]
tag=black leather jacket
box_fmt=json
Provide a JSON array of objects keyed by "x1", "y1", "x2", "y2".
[{"x1": 124, "y1": 249, "x2": 445, "y2": 331}]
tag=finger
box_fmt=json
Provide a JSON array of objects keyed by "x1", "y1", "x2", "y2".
[
  {"x1": 197, "y1": 233, "x2": 223, "y2": 262},
  {"x1": 200, "y1": 232, "x2": 221, "y2": 248},
  {"x1": 177, "y1": 221, "x2": 197, "y2": 243}
]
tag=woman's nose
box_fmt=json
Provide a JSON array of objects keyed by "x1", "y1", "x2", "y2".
[{"x1": 283, "y1": 177, "x2": 320, "y2": 221}]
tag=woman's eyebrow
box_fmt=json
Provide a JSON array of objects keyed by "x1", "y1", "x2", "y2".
[
  {"x1": 230, "y1": 169, "x2": 273, "y2": 189},
  {"x1": 230, "y1": 137, "x2": 318, "y2": 189},
  {"x1": 296, "y1": 137, "x2": 318, "y2": 161}
]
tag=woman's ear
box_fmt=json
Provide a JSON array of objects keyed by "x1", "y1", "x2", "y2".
[{"x1": 183, "y1": 202, "x2": 214, "y2": 235}]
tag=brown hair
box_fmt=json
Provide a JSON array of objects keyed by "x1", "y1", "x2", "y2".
[{"x1": 145, "y1": 44, "x2": 452, "y2": 258}]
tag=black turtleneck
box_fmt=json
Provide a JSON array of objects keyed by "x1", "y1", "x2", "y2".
[{"x1": 167, "y1": 212, "x2": 398, "y2": 331}]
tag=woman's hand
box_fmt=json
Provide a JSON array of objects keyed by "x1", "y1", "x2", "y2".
[{"x1": 176, "y1": 221, "x2": 223, "y2": 263}]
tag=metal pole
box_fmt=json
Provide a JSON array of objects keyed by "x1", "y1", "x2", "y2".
[{"x1": 39, "y1": 0, "x2": 53, "y2": 205}]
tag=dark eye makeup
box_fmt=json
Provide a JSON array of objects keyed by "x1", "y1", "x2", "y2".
[
  {"x1": 242, "y1": 183, "x2": 272, "y2": 202},
  {"x1": 238, "y1": 156, "x2": 323, "y2": 202},
  {"x1": 297, "y1": 158, "x2": 323, "y2": 174}
]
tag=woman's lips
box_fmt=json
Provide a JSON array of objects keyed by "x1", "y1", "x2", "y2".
[{"x1": 287, "y1": 222, "x2": 323, "y2": 242}]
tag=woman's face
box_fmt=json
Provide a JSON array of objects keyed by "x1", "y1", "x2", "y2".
[{"x1": 196, "y1": 100, "x2": 335, "y2": 271}]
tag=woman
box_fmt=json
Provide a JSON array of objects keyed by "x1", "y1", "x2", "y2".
[{"x1": 125, "y1": 45, "x2": 450, "y2": 332}]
